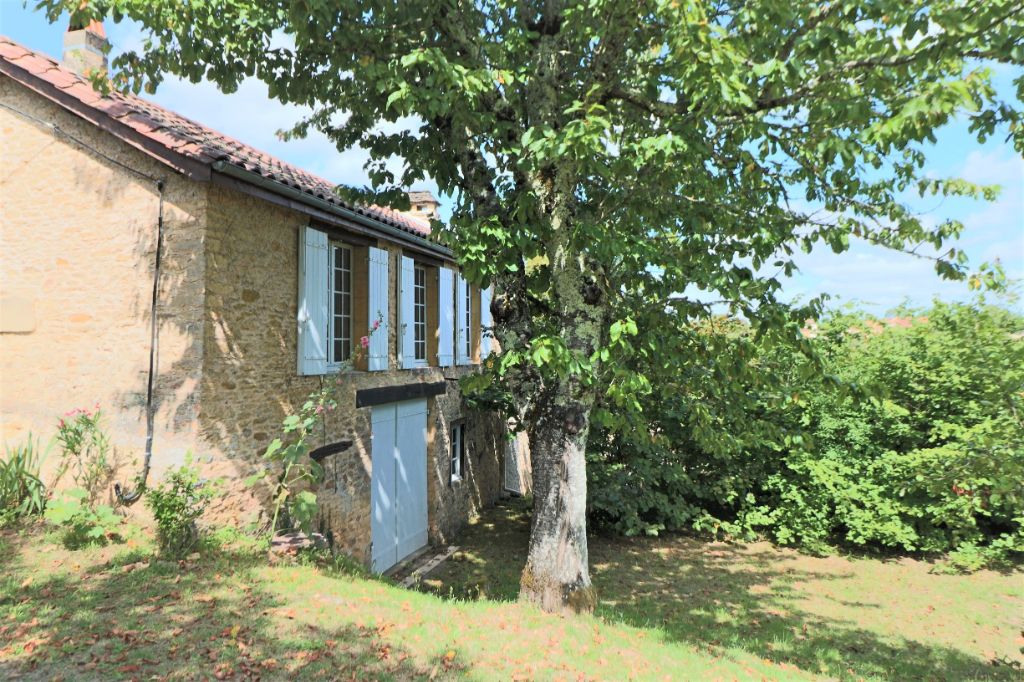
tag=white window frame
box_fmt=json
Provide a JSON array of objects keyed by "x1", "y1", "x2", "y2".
[
  {"x1": 400, "y1": 256, "x2": 428, "y2": 369},
  {"x1": 328, "y1": 242, "x2": 353, "y2": 369},
  {"x1": 450, "y1": 422, "x2": 464, "y2": 483},
  {"x1": 413, "y1": 264, "x2": 427, "y2": 362}
]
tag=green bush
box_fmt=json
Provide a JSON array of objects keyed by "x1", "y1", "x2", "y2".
[
  {"x1": 146, "y1": 456, "x2": 216, "y2": 558},
  {"x1": 0, "y1": 436, "x2": 49, "y2": 526},
  {"x1": 44, "y1": 488, "x2": 124, "y2": 548},
  {"x1": 588, "y1": 299, "x2": 1024, "y2": 568}
]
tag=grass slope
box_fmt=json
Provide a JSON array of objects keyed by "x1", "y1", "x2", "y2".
[
  {"x1": 1, "y1": 526, "x2": 809, "y2": 681},
  {"x1": 413, "y1": 498, "x2": 1024, "y2": 681},
  {"x1": 1, "y1": 499, "x2": 1020, "y2": 681}
]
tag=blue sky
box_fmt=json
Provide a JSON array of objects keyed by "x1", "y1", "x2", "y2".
[{"x1": 2, "y1": 4, "x2": 1022, "y2": 314}]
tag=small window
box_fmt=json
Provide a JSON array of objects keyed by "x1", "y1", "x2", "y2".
[
  {"x1": 330, "y1": 243, "x2": 352, "y2": 364},
  {"x1": 450, "y1": 423, "x2": 464, "y2": 482},
  {"x1": 414, "y1": 264, "x2": 427, "y2": 361}
]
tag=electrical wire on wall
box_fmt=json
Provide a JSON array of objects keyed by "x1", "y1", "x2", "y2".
[
  {"x1": 116, "y1": 179, "x2": 164, "y2": 505},
  {"x1": 0, "y1": 101, "x2": 167, "y2": 506}
]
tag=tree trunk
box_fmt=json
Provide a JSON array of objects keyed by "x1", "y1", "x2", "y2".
[
  {"x1": 518, "y1": 385, "x2": 596, "y2": 614},
  {"x1": 512, "y1": 20, "x2": 603, "y2": 610}
]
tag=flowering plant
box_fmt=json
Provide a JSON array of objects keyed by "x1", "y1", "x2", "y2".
[
  {"x1": 54, "y1": 404, "x2": 112, "y2": 504},
  {"x1": 248, "y1": 313, "x2": 384, "y2": 536},
  {"x1": 358, "y1": 315, "x2": 382, "y2": 352}
]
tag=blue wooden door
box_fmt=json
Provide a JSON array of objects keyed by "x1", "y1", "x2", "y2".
[
  {"x1": 370, "y1": 403, "x2": 398, "y2": 572},
  {"x1": 370, "y1": 399, "x2": 428, "y2": 572}
]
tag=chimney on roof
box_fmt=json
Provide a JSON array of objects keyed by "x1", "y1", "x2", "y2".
[
  {"x1": 63, "y1": 16, "x2": 108, "y2": 78},
  {"x1": 405, "y1": 190, "x2": 441, "y2": 222}
]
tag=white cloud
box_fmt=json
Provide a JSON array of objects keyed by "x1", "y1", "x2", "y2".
[
  {"x1": 786, "y1": 242, "x2": 969, "y2": 311},
  {"x1": 958, "y1": 148, "x2": 1024, "y2": 188}
]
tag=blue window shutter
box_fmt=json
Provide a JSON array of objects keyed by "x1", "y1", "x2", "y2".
[
  {"x1": 480, "y1": 286, "x2": 493, "y2": 359},
  {"x1": 368, "y1": 246, "x2": 390, "y2": 371},
  {"x1": 399, "y1": 255, "x2": 417, "y2": 369},
  {"x1": 297, "y1": 226, "x2": 329, "y2": 375},
  {"x1": 456, "y1": 273, "x2": 470, "y2": 365},
  {"x1": 438, "y1": 267, "x2": 455, "y2": 367}
]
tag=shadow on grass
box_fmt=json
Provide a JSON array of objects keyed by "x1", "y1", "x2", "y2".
[
  {"x1": 419, "y1": 497, "x2": 1016, "y2": 681},
  {"x1": 0, "y1": 528, "x2": 449, "y2": 681}
]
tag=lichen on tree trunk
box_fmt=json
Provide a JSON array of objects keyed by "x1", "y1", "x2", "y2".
[
  {"x1": 515, "y1": 204, "x2": 605, "y2": 614},
  {"x1": 519, "y1": 395, "x2": 596, "y2": 614}
]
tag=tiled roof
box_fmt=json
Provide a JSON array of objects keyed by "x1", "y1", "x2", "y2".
[
  {"x1": 0, "y1": 35, "x2": 432, "y2": 239},
  {"x1": 407, "y1": 190, "x2": 439, "y2": 204},
  {"x1": 801, "y1": 316, "x2": 929, "y2": 338}
]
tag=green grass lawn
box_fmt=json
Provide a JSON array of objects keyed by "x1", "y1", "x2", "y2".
[
  {"x1": 412, "y1": 497, "x2": 1024, "y2": 681},
  {"x1": 0, "y1": 501, "x2": 1020, "y2": 681},
  {"x1": 1, "y1": 524, "x2": 807, "y2": 681}
]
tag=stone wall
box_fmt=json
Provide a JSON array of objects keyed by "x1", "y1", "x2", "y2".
[
  {"x1": 0, "y1": 77, "x2": 207, "y2": 490},
  {"x1": 198, "y1": 183, "x2": 508, "y2": 559},
  {"x1": 0, "y1": 73, "x2": 514, "y2": 564}
]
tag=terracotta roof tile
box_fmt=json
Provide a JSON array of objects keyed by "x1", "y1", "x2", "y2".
[
  {"x1": 60, "y1": 81, "x2": 104, "y2": 105},
  {"x1": 0, "y1": 35, "x2": 432, "y2": 239},
  {"x1": 0, "y1": 41, "x2": 29, "y2": 61},
  {"x1": 41, "y1": 67, "x2": 80, "y2": 89},
  {"x1": 117, "y1": 110, "x2": 160, "y2": 134},
  {"x1": 12, "y1": 53, "x2": 55, "y2": 74}
]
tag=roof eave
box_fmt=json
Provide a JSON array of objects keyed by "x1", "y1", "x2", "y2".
[
  {"x1": 0, "y1": 60, "x2": 212, "y2": 181},
  {"x1": 0, "y1": 57, "x2": 452, "y2": 261},
  {"x1": 212, "y1": 161, "x2": 452, "y2": 261}
]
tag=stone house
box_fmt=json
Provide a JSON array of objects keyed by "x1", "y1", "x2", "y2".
[{"x1": 0, "y1": 25, "x2": 530, "y2": 572}]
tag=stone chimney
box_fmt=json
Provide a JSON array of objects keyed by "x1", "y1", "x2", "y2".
[
  {"x1": 405, "y1": 190, "x2": 441, "y2": 221},
  {"x1": 63, "y1": 17, "x2": 108, "y2": 77}
]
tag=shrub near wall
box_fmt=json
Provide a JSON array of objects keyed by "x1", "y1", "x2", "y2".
[{"x1": 588, "y1": 299, "x2": 1024, "y2": 568}]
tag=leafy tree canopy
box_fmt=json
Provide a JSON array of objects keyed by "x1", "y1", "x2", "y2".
[{"x1": 42, "y1": 0, "x2": 1023, "y2": 612}]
